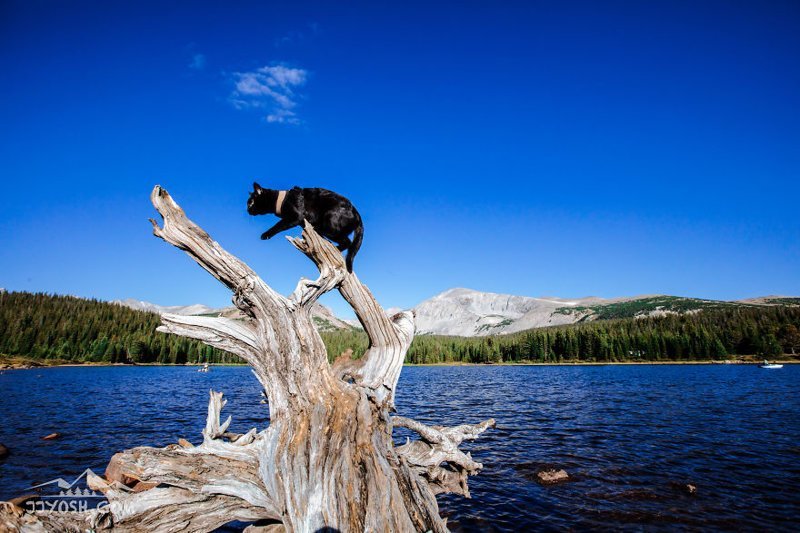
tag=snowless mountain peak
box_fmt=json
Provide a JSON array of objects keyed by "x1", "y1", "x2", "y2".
[
  {"x1": 114, "y1": 289, "x2": 791, "y2": 339},
  {"x1": 414, "y1": 288, "x2": 587, "y2": 336},
  {"x1": 114, "y1": 298, "x2": 354, "y2": 332},
  {"x1": 113, "y1": 298, "x2": 221, "y2": 316},
  {"x1": 412, "y1": 289, "x2": 680, "y2": 336}
]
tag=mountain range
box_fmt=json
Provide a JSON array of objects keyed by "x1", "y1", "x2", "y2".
[
  {"x1": 112, "y1": 298, "x2": 354, "y2": 332},
  {"x1": 113, "y1": 290, "x2": 800, "y2": 338}
]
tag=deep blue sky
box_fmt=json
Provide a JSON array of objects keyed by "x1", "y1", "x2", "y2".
[{"x1": 1, "y1": 1, "x2": 798, "y2": 317}]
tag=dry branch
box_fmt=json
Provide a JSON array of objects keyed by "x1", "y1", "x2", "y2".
[
  {"x1": 0, "y1": 186, "x2": 493, "y2": 532},
  {"x1": 395, "y1": 416, "x2": 496, "y2": 497}
]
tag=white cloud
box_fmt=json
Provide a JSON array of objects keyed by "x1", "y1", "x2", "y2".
[
  {"x1": 189, "y1": 53, "x2": 206, "y2": 70},
  {"x1": 230, "y1": 65, "x2": 308, "y2": 125}
]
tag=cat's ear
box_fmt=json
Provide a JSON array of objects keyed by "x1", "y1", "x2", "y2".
[{"x1": 253, "y1": 181, "x2": 262, "y2": 191}]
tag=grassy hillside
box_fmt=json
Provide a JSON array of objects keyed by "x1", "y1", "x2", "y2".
[
  {"x1": 758, "y1": 297, "x2": 800, "y2": 306},
  {"x1": 553, "y1": 295, "x2": 750, "y2": 321}
]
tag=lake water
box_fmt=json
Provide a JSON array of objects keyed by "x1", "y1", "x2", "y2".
[{"x1": 0, "y1": 365, "x2": 798, "y2": 531}]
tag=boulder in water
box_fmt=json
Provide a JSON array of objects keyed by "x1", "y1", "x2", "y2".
[
  {"x1": 670, "y1": 481, "x2": 698, "y2": 495},
  {"x1": 514, "y1": 462, "x2": 572, "y2": 484},
  {"x1": 0, "y1": 443, "x2": 9, "y2": 458},
  {"x1": 536, "y1": 468, "x2": 570, "y2": 485}
]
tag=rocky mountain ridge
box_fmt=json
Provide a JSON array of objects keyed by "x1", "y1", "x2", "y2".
[
  {"x1": 115, "y1": 290, "x2": 800, "y2": 338},
  {"x1": 112, "y1": 298, "x2": 353, "y2": 332}
]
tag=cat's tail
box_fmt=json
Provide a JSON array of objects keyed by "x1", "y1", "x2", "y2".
[{"x1": 346, "y1": 217, "x2": 363, "y2": 273}]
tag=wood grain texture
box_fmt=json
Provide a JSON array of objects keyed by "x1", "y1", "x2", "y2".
[{"x1": 0, "y1": 186, "x2": 493, "y2": 532}]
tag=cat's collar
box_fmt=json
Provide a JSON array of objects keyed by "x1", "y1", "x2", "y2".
[{"x1": 276, "y1": 190, "x2": 287, "y2": 216}]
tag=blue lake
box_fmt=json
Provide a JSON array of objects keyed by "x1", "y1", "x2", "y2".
[{"x1": 0, "y1": 364, "x2": 798, "y2": 531}]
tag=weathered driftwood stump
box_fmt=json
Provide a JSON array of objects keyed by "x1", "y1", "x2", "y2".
[{"x1": 0, "y1": 186, "x2": 494, "y2": 533}]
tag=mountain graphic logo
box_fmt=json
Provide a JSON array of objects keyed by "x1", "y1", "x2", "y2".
[{"x1": 26, "y1": 468, "x2": 103, "y2": 498}]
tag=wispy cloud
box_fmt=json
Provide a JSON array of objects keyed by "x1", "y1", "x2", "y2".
[
  {"x1": 230, "y1": 64, "x2": 308, "y2": 125},
  {"x1": 274, "y1": 31, "x2": 303, "y2": 48},
  {"x1": 274, "y1": 22, "x2": 320, "y2": 48},
  {"x1": 189, "y1": 53, "x2": 206, "y2": 70}
]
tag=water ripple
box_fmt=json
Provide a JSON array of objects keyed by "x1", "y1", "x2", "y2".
[{"x1": 0, "y1": 365, "x2": 798, "y2": 531}]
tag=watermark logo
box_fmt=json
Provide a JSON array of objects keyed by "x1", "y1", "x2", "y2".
[{"x1": 24, "y1": 469, "x2": 108, "y2": 512}]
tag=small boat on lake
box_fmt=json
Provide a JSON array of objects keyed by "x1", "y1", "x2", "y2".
[
  {"x1": 759, "y1": 360, "x2": 783, "y2": 369},
  {"x1": 198, "y1": 362, "x2": 210, "y2": 373}
]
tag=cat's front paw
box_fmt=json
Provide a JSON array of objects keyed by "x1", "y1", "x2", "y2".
[{"x1": 260, "y1": 232, "x2": 272, "y2": 240}]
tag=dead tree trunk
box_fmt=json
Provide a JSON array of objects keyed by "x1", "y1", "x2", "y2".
[{"x1": 0, "y1": 186, "x2": 494, "y2": 533}]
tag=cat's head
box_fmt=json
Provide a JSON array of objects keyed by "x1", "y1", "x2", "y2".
[{"x1": 247, "y1": 182, "x2": 278, "y2": 215}]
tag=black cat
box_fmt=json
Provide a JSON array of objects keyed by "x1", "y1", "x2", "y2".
[{"x1": 247, "y1": 183, "x2": 364, "y2": 273}]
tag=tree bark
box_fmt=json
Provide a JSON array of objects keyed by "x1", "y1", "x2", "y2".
[{"x1": 0, "y1": 186, "x2": 494, "y2": 533}]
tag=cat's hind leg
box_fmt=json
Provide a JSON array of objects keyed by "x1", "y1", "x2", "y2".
[{"x1": 336, "y1": 236, "x2": 352, "y2": 252}]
